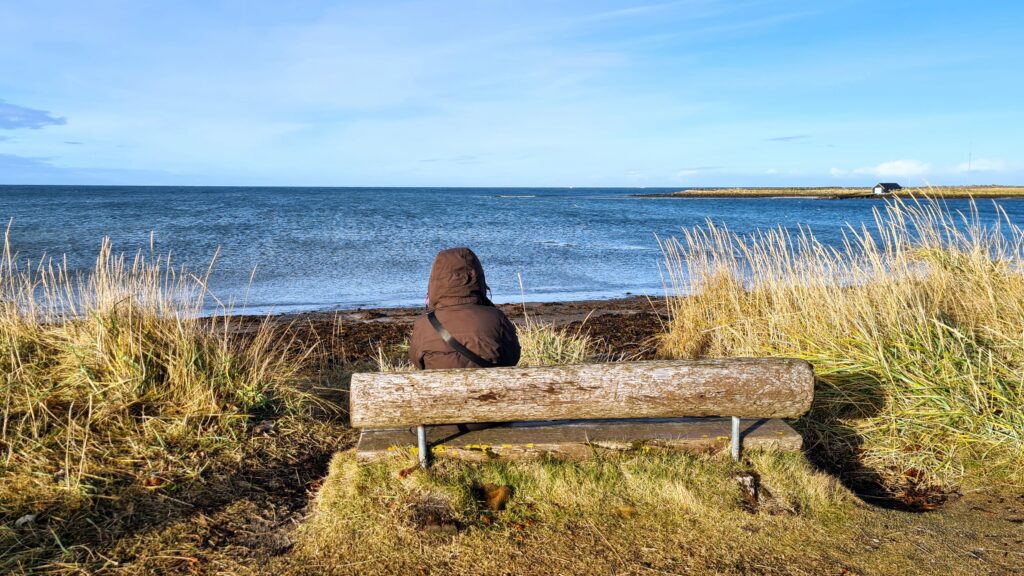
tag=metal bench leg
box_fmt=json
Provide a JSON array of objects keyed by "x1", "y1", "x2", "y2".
[
  {"x1": 731, "y1": 416, "x2": 741, "y2": 461},
  {"x1": 417, "y1": 424, "x2": 429, "y2": 468}
]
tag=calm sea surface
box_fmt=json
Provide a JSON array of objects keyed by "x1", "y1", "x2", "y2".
[{"x1": 2, "y1": 186, "x2": 1022, "y2": 314}]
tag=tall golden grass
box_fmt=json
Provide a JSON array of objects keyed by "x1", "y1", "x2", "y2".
[
  {"x1": 658, "y1": 197, "x2": 1024, "y2": 489},
  {"x1": 0, "y1": 226, "x2": 309, "y2": 533}
]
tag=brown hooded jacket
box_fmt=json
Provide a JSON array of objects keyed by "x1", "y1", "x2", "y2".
[{"x1": 409, "y1": 248, "x2": 521, "y2": 370}]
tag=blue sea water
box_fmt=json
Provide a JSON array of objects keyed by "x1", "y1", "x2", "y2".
[{"x1": 2, "y1": 186, "x2": 1022, "y2": 314}]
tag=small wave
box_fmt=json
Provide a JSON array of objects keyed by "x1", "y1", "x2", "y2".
[
  {"x1": 538, "y1": 240, "x2": 578, "y2": 248},
  {"x1": 613, "y1": 245, "x2": 657, "y2": 251},
  {"x1": 496, "y1": 194, "x2": 538, "y2": 198}
]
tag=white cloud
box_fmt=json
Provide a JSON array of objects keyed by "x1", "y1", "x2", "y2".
[
  {"x1": 953, "y1": 158, "x2": 1007, "y2": 173},
  {"x1": 830, "y1": 159, "x2": 931, "y2": 178}
]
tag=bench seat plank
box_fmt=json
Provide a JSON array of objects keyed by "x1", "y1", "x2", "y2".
[
  {"x1": 350, "y1": 358, "x2": 814, "y2": 428},
  {"x1": 355, "y1": 417, "x2": 802, "y2": 462}
]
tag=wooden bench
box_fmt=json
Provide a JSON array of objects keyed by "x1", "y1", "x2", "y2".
[{"x1": 350, "y1": 358, "x2": 814, "y2": 467}]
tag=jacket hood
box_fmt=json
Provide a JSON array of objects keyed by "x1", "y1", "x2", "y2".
[{"x1": 428, "y1": 247, "x2": 493, "y2": 309}]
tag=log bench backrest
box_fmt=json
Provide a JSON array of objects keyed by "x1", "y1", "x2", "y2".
[{"x1": 349, "y1": 358, "x2": 814, "y2": 429}]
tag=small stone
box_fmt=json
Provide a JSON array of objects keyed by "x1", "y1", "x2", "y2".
[
  {"x1": 253, "y1": 420, "x2": 275, "y2": 434},
  {"x1": 15, "y1": 514, "x2": 36, "y2": 528},
  {"x1": 422, "y1": 521, "x2": 458, "y2": 536}
]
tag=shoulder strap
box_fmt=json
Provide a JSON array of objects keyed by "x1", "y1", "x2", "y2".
[{"x1": 427, "y1": 311, "x2": 497, "y2": 368}]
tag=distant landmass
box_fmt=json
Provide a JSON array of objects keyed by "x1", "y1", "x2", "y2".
[{"x1": 634, "y1": 185, "x2": 1024, "y2": 199}]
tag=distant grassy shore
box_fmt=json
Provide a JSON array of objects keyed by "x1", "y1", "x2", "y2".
[{"x1": 636, "y1": 185, "x2": 1024, "y2": 198}]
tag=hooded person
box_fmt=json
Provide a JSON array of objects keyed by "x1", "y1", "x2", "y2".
[{"x1": 409, "y1": 247, "x2": 521, "y2": 370}]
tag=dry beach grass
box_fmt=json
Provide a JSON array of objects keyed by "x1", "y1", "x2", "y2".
[
  {"x1": 659, "y1": 196, "x2": 1024, "y2": 493},
  {"x1": 0, "y1": 228, "x2": 318, "y2": 572}
]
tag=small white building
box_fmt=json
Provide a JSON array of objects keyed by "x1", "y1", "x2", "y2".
[{"x1": 872, "y1": 182, "x2": 902, "y2": 195}]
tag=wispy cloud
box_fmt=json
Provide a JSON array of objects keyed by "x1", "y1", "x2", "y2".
[
  {"x1": 953, "y1": 158, "x2": 1008, "y2": 173},
  {"x1": 582, "y1": 1, "x2": 692, "y2": 22},
  {"x1": 418, "y1": 155, "x2": 481, "y2": 164},
  {"x1": 0, "y1": 100, "x2": 66, "y2": 130},
  {"x1": 764, "y1": 134, "x2": 807, "y2": 142},
  {"x1": 831, "y1": 159, "x2": 932, "y2": 179},
  {"x1": 676, "y1": 165, "x2": 722, "y2": 177},
  {"x1": 0, "y1": 152, "x2": 182, "y2": 184}
]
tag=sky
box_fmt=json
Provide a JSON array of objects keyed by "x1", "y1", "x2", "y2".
[{"x1": 0, "y1": 0, "x2": 1021, "y2": 187}]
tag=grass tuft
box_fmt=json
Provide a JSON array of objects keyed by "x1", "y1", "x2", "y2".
[
  {"x1": 657, "y1": 195, "x2": 1024, "y2": 490},
  {"x1": 0, "y1": 227, "x2": 311, "y2": 571},
  {"x1": 515, "y1": 315, "x2": 598, "y2": 367}
]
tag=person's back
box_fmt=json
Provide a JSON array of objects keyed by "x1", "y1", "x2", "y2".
[{"x1": 409, "y1": 247, "x2": 520, "y2": 370}]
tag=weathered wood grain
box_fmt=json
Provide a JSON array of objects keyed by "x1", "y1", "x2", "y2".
[
  {"x1": 355, "y1": 417, "x2": 802, "y2": 462},
  {"x1": 350, "y1": 358, "x2": 814, "y2": 428}
]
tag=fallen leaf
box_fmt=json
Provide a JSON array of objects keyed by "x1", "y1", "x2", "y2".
[
  {"x1": 483, "y1": 484, "x2": 511, "y2": 511},
  {"x1": 398, "y1": 465, "x2": 418, "y2": 479},
  {"x1": 615, "y1": 505, "x2": 637, "y2": 518}
]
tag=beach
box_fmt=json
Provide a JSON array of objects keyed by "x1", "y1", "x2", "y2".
[{"x1": 252, "y1": 295, "x2": 668, "y2": 365}]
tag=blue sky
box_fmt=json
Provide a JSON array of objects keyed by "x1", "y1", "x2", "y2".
[{"x1": 1, "y1": 0, "x2": 1021, "y2": 187}]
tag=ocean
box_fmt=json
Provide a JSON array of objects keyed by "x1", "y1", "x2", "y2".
[{"x1": 2, "y1": 186, "x2": 1022, "y2": 314}]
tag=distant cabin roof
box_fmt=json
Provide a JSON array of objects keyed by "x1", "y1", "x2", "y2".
[{"x1": 874, "y1": 182, "x2": 902, "y2": 188}]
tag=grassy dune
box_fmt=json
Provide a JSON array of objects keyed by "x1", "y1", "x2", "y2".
[
  {"x1": 659, "y1": 196, "x2": 1024, "y2": 491},
  {"x1": 0, "y1": 230, "x2": 315, "y2": 572}
]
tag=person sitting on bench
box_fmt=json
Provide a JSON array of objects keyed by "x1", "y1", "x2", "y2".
[{"x1": 409, "y1": 247, "x2": 520, "y2": 370}]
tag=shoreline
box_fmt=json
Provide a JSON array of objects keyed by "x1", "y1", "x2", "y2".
[{"x1": 244, "y1": 295, "x2": 670, "y2": 364}]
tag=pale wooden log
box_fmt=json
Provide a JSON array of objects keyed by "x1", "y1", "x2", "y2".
[
  {"x1": 355, "y1": 418, "x2": 802, "y2": 462},
  {"x1": 350, "y1": 358, "x2": 813, "y2": 428}
]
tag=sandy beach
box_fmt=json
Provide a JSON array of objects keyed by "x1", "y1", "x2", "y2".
[{"x1": 249, "y1": 295, "x2": 669, "y2": 366}]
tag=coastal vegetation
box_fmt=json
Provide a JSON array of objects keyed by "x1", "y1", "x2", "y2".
[
  {"x1": 0, "y1": 229, "x2": 317, "y2": 572},
  {"x1": 659, "y1": 196, "x2": 1024, "y2": 492}
]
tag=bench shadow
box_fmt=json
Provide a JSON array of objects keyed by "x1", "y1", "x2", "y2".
[{"x1": 796, "y1": 376, "x2": 947, "y2": 512}]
